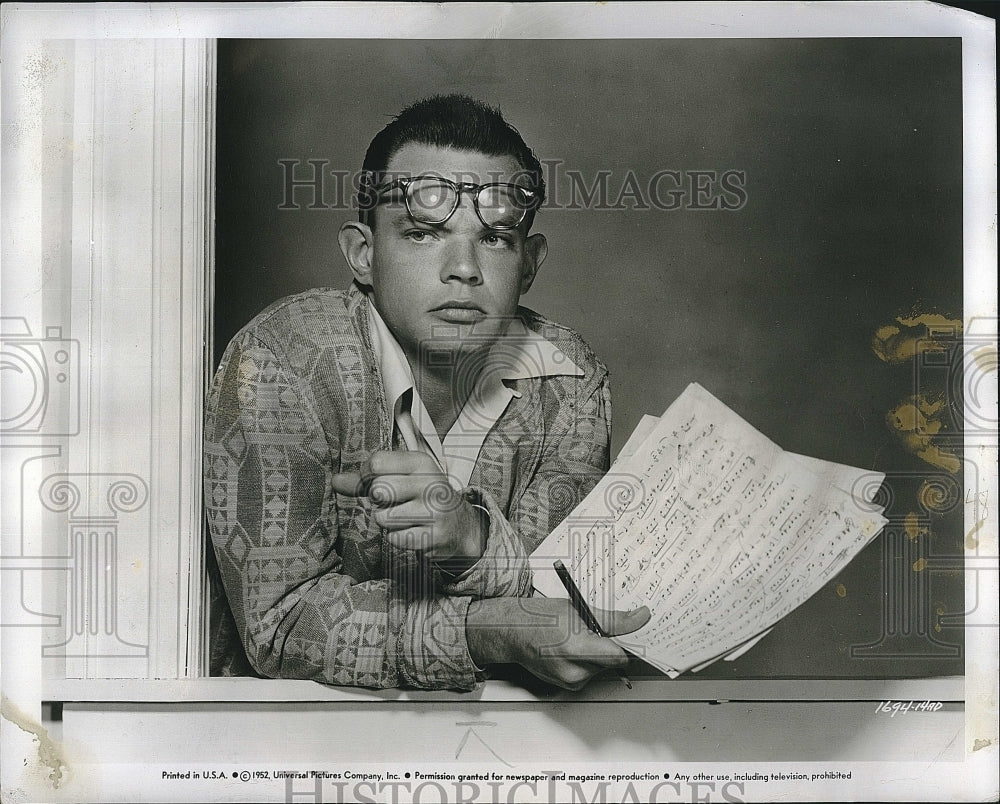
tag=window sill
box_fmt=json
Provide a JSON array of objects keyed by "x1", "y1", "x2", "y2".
[{"x1": 42, "y1": 675, "x2": 965, "y2": 705}]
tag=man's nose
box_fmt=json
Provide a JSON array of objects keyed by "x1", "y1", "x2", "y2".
[
  {"x1": 439, "y1": 205, "x2": 484, "y2": 285},
  {"x1": 440, "y1": 237, "x2": 483, "y2": 285}
]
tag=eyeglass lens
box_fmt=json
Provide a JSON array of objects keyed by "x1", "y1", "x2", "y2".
[{"x1": 406, "y1": 178, "x2": 530, "y2": 229}]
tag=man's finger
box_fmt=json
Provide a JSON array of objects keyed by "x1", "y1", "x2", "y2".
[
  {"x1": 542, "y1": 660, "x2": 613, "y2": 690},
  {"x1": 577, "y1": 640, "x2": 630, "y2": 668},
  {"x1": 367, "y1": 476, "x2": 438, "y2": 508},
  {"x1": 362, "y1": 450, "x2": 438, "y2": 483},
  {"x1": 539, "y1": 632, "x2": 630, "y2": 666},
  {"x1": 373, "y1": 499, "x2": 434, "y2": 530},
  {"x1": 583, "y1": 651, "x2": 629, "y2": 670},
  {"x1": 331, "y1": 472, "x2": 365, "y2": 497},
  {"x1": 384, "y1": 526, "x2": 438, "y2": 553}
]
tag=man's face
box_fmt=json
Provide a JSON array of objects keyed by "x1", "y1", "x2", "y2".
[{"x1": 344, "y1": 143, "x2": 546, "y2": 366}]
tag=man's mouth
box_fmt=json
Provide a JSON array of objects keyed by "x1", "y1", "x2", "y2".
[{"x1": 429, "y1": 300, "x2": 487, "y2": 323}]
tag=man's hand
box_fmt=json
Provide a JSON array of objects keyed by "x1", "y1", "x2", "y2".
[
  {"x1": 332, "y1": 451, "x2": 487, "y2": 574},
  {"x1": 466, "y1": 597, "x2": 651, "y2": 690}
]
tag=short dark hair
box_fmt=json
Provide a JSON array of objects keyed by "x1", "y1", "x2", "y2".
[{"x1": 359, "y1": 94, "x2": 545, "y2": 229}]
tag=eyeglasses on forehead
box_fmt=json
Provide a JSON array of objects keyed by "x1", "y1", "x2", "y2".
[{"x1": 362, "y1": 174, "x2": 540, "y2": 230}]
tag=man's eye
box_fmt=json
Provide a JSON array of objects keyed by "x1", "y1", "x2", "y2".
[
  {"x1": 404, "y1": 230, "x2": 433, "y2": 243},
  {"x1": 483, "y1": 233, "x2": 513, "y2": 248}
]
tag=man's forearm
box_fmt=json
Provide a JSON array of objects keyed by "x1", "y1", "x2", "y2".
[
  {"x1": 465, "y1": 598, "x2": 517, "y2": 666},
  {"x1": 465, "y1": 596, "x2": 642, "y2": 690}
]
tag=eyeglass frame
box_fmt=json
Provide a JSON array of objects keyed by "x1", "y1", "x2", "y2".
[{"x1": 359, "y1": 173, "x2": 541, "y2": 231}]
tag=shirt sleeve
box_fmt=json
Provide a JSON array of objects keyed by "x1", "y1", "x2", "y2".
[
  {"x1": 513, "y1": 374, "x2": 613, "y2": 553},
  {"x1": 438, "y1": 374, "x2": 612, "y2": 599},
  {"x1": 204, "y1": 330, "x2": 481, "y2": 691}
]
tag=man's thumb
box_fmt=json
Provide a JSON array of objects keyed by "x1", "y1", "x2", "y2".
[{"x1": 606, "y1": 605, "x2": 651, "y2": 636}]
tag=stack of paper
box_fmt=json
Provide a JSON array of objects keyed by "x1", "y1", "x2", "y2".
[{"x1": 530, "y1": 383, "x2": 888, "y2": 677}]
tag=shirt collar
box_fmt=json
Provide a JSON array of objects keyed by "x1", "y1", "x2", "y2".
[
  {"x1": 366, "y1": 297, "x2": 416, "y2": 416},
  {"x1": 485, "y1": 317, "x2": 584, "y2": 385}
]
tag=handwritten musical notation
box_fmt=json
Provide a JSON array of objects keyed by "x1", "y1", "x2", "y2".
[{"x1": 531, "y1": 382, "x2": 888, "y2": 678}]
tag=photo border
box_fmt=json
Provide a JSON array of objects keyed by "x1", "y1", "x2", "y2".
[{"x1": 1, "y1": 3, "x2": 996, "y2": 802}]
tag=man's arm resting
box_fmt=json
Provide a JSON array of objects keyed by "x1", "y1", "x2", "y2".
[
  {"x1": 465, "y1": 597, "x2": 650, "y2": 690},
  {"x1": 205, "y1": 331, "x2": 483, "y2": 691}
]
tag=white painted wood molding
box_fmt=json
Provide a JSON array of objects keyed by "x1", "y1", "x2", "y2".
[{"x1": 1, "y1": 38, "x2": 215, "y2": 680}]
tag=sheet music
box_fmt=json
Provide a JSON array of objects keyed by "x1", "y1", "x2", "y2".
[{"x1": 531, "y1": 383, "x2": 887, "y2": 677}]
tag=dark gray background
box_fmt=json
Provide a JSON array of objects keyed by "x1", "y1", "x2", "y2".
[{"x1": 215, "y1": 38, "x2": 965, "y2": 679}]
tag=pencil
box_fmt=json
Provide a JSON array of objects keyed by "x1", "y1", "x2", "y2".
[{"x1": 553, "y1": 559, "x2": 633, "y2": 689}]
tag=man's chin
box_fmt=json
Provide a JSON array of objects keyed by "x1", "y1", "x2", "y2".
[
  {"x1": 416, "y1": 316, "x2": 511, "y2": 383},
  {"x1": 422, "y1": 314, "x2": 513, "y2": 349}
]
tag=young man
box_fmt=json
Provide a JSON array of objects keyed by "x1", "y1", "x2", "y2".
[{"x1": 205, "y1": 95, "x2": 648, "y2": 691}]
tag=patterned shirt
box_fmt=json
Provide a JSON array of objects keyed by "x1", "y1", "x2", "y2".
[{"x1": 204, "y1": 283, "x2": 611, "y2": 690}]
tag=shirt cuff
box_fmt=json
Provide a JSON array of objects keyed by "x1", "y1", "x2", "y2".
[
  {"x1": 437, "y1": 486, "x2": 533, "y2": 600},
  {"x1": 397, "y1": 594, "x2": 484, "y2": 691}
]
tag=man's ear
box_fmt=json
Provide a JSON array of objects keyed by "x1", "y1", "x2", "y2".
[
  {"x1": 338, "y1": 221, "x2": 375, "y2": 287},
  {"x1": 519, "y1": 232, "x2": 547, "y2": 295}
]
